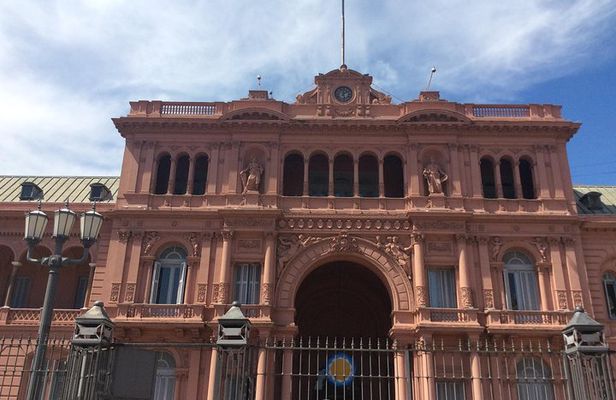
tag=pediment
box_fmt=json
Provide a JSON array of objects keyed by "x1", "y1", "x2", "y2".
[
  {"x1": 398, "y1": 109, "x2": 471, "y2": 123},
  {"x1": 221, "y1": 108, "x2": 289, "y2": 121}
]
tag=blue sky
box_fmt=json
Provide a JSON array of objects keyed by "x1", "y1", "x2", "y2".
[{"x1": 0, "y1": 0, "x2": 615, "y2": 185}]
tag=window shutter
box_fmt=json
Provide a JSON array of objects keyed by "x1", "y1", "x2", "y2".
[
  {"x1": 150, "y1": 261, "x2": 161, "y2": 303},
  {"x1": 176, "y1": 262, "x2": 187, "y2": 304}
]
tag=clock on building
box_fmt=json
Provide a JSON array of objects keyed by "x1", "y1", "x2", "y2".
[{"x1": 334, "y1": 86, "x2": 353, "y2": 103}]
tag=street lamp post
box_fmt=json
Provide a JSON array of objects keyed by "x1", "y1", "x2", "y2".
[{"x1": 23, "y1": 203, "x2": 103, "y2": 400}]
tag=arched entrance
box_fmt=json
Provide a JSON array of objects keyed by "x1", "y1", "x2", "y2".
[{"x1": 295, "y1": 260, "x2": 392, "y2": 339}]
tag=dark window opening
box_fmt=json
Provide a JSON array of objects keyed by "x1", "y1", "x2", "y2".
[
  {"x1": 604, "y1": 273, "x2": 616, "y2": 319},
  {"x1": 500, "y1": 159, "x2": 516, "y2": 199},
  {"x1": 173, "y1": 155, "x2": 190, "y2": 195},
  {"x1": 334, "y1": 154, "x2": 354, "y2": 197},
  {"x1": 383, "y1": 155, "x2": 404, "y2": 197},
  {"x1": 282, "y1": 153, "x2": 304, "y2": 196},
  {"x1": 20, "y1": 183, "x2": 43, "y2": 201},
  {"x1": 89, "y1": 184, "x2": 111, "y2": 201},
  {"x1": 519, "y1": 159, "x2": 535, "y2": 199},
  {"x1": 192, "y1": 155, "x2": 209, "y2": 195},
  {"x1": 234, "y1": 263, "x2": 261, "y2": 304},
  {"x1": 480, "y1": 158, "x2": 496, "y2": 198},
  {"x1": 308, "y1": 154, "x2": 329, "y2": 196},
  {"x1": 154, "y1": 155, "x2": 171, "y2": 194},
  {"x1": 358, "y1": 155, "x2": 378, "y2": 197}
]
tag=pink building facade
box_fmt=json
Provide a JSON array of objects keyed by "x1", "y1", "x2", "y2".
[{"x1": 1, "y1": 66, "x2": 616, "y2": 399}]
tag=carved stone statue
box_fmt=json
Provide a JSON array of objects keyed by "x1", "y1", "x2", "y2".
[
  {"x1": 422, "y1": 157, "x2": 448, "y2": 195},
  {"x1": 277, "y1": 234, "x2": 318, "y2": 274},
  {"x1": 240, "y1": 157, "x2": 264, "y2": 194}
]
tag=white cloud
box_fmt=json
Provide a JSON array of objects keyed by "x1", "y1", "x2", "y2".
[{"x1": 0, "y1": 0, "x2": 614, "y2": 174}]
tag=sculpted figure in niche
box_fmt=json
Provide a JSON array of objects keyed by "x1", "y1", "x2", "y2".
[
  {"x1": 240, "y1": 157, "x2": 264, "y2": 194},
  {"x1": 423, "y1": 157, "x2": 448, "y2": 195}
]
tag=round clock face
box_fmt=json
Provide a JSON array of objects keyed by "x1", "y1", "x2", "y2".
[{"x1": 334, "y1": 86, "x2": 353, "y2": 103}]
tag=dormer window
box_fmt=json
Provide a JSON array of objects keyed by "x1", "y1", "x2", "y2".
[
  {"x1": 89, "y1": 184, "x2": 112, "y2": 201},
  {"x1": 20, "y1": 183, "x2": 43, "y2": 201},
  {"x1": 580, "y1": 191, "x2": 604, "y2": 211}
]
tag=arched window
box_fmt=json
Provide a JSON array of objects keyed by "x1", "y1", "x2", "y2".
[
  {"x1": 503, "y1": 251, "x2": 539, "y2": 310},
  {"x1": 192, "y1": 155, "x2": 208, "y2": 195},
  {"x1": 480, "y1": 158, "x2": 497, "y2": 198},
  {"x1": 334, "y1": 153, "x2": 353, "y2": 197},
  {"x1": 500, "y1": 159, "x2": 516, "y2": 199},
  {"x1": 383, "y1": 154, "x2": 404, "y2": 198},
  {"x1": 150, "y1": 247, "x2": 187, "y2": 304},
  {"x1": 282, "y1": 153, "x2": 304, "y2": 196},
  {"x1": 153, "y1": 352, "x2": 176, "y2": 400},
  {"x1": 154, "y1": 154, "x2": 171, "y2": 194},
  {"x1": 519, "y1": 159, "x2": 535, "y2": 199},
  {"x1": 173, "y1": 155, "x2": 190, "y2": 195},
  {"x1": 603, "y1": 272, "x2": 616, "y2": 319},
  {"x1": 358, "y1": 154, "x2": 378, "y2": 197},
  {"x1": 308, "y1": 154, "x2": 329, "y2": 196},
  {"x1": 516, "y1": 358, "x2": 554, "y2": 400}
]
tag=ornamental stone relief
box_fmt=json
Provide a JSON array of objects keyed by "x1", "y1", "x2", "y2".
[
  {"x1": 375, "y1": 235, "x2": 412, "y2": 267},
  {"x1": 185, "y1": 232, "x2": 201, "y2": 257},
  {"x1": 279, "y1": 218, "x2": 411, "y2": 231},
  {"x1": 488, "y1": 236, "x2": 503, "y2": 261},
  {"x1": 142, "y1": 232, "x2": 160, "y2": 256},
  {"x1": 531, "y1": 237, "x2": 549, "y2": 263}
]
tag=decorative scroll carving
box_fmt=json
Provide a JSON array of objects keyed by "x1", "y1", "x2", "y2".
[
  {"x1": 411, "y1": 232, "x2": 425, "y2": 244},
  {"x1": 328, "y1": 232, "x2": 359, "y2": 253},
  {"x1": 277, "y1": 234, "x2": 319, "y2": 273},
  {"x1": 423, "y1": 157, "x2": 448, "y2": 194},
  {"x1": 562, "y1": 237, "x2": 576, "y2": 246},
  {"x1": 572, "y1": 291, "x2": 583, "y2": 307},
  {"x1": 185, "y1": 232, "x2": 201, "y2": 257},
  {"x1": 460, "y1": 287, "x2": 473, "y2": 308},
  {"x1": 110, "y1": 283, "x2": 121, "y2": 302},
  {"x1": 483, "y1": 289, "x2": 494, "y2": 309},
  {"x1": 416, "y1": 286, "x2": 428, "y2": 307},
  {"x1": 262, "y1": 283, "x2": 273, "y2": 305},
  {"x1": 142, "y1": 232, "x2": 160, "y2": 256},
  {"x1": 488, "y1": 236, "x2": 503, "y2": 261},
  {"x1": 532, "y1": 237, "x2": 549, "y2": 263},
  {"x1": 196, "y1": 284, "x2": 207, "y2": 303},
  {"x1": 279, "y1": 218, "x2": 410, "y2": 231},
  {"x1": 556, "y1": 290, "x2": 568, "y2": 310},
  {"x1": 125, "y1": 283, "x2": 136, "y2": 302},
  {"x1": 221, "y1": 231, "x2": 234, "y2": 241},
  {"x1": 240, "y1": 157, "x2": 264, "y2": 194},
  {"x1": 117, "y1": 230, "x2": 132, "y2": 243},
  {"x1": 213, "y1": 283, "x2": 231, "y2": 304}
]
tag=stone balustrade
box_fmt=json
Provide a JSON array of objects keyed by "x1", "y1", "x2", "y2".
[
  {"x1": 486, "y1": 310, "x2": 572, "y2": 327},
  {"x1": 116, "y1": 304, "x2": 206, "y2": 321},
  {"x1": 0, "y1": 307, "x2": 81, "y2": 326},
  {"x1": 415, "y1": 307, "x2": 479, "y2": 324}
]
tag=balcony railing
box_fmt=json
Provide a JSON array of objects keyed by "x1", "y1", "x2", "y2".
[
  {"x1": 0, "y1": 308, "x2": 81, "y2": 326},
  {"x1": 116, "y1": 304, "x2": 206, "y2": 321},
  {"x1": 415, "y1": 307, "x2": 479, "y2": 324},
  {"x1": 161, "y1": 103, "x2": 218, "y2": 116},
  {"x1": 487, "y1": 310, "x2": 571, "y2": 326},
  {"x1": 472, "y1": 105, "x2": 530, "y2": 118}
]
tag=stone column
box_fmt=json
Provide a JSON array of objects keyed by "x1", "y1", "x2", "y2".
[
  {"x1": 280, "y1": 343, "x2": 294, "y2": 399},
  {"x1": 513, "y1": 160, "x2": 522, "y2": 198},
  {"x1": 268, "y1": 142, "x2": 280, "y2": 194},
  {"x1": 353, "y1": 158, "x2": 359, "y2": 196},
  {"x1": 254, "y1": 346, "x2": 269, "y2": 400},
  {"x1": 534, "y1": 146, "x2": 551, "y2": 199},
  {"x1": 421, "y1": 336, "x2": 435, "y2": 400},
  {"x1": 139, "y1": 142, "x2": 155, "y2": 193},
  {"x1": 469, "y1": 145, "x2": 482, "y2": 198},
  {"x1": 3, "y1": 261, "x2": 21, "y2": 307},
  {"x1": 494, "y1": 161, "x2": 503, "y2": 198},
  {"x1": 456, "y1": 235, "x2": 473, "y2": 308},
  {"x1": 549, "y1": 145, "x2": 565, "y2": 199},
  {"x1": 394, "y1": 341, "x2": 408, "y2": 400},
  {"x1": 186, "y1": 156, "x2": 195, "y2": 195},
  {"x1": 408, "y1": 144, "x2": 420, "y2": 196},
  {"x1": 536, "y1": 263, "x2": 550, "y2": 311},
  {"x1": 470, "y1": 337, "x2": 483, "y2": 400},
  {"x1": 448, "y1": 144, "x2": 462, "y2": 196},
  {"x1": 412, "y1": 232, "x2": 427, "y2": 307},
  {"x1": 548, "y1": 238, "x2": 568, "y2": 309},
  {"x1": 302, "y1": 157, "x2": 309, "y2": 196},
  {"x1": 261, "y1": 233, "x2": 276, "y2": 305},
  {"x1": 217, "y1": 231, "x2": 234, "y2": 304},
  {"x1": 476, "y1": 237, "x2": 495, "y2": 309},
  {"x1": 328, "y1": 156, "x2": 334, "y2": 196},
  {"x1": 207, "y1": 144, "x2": 220, "y2": 195},
  {"x1": 167, "y1": 156, "x2": 177, "y2": 194},
  {"x1": 378, "y1": 157, "x2": 385, "y2": 197},
  {"x1": 563, "y1": 237, "x2": 583, "y2": 308},
  {"x1": 206, "y1": 347, "x2": 219, "y2": 400}
]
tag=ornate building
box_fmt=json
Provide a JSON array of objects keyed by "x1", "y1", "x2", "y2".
[{"x1": 1, "y1": 65, "x2": 616, "y2": 399}]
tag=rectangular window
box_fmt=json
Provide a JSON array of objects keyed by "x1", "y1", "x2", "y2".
[
  {"x1": 10, "y1": 276, "x2": 31, "y2": 308},
  {"x1": 73, "y1": 276, "x2": 89, "y2": 309},
  {"x1": 234, "y1": 263, "x2": 261, "y2": 304},
  {"x1": 428, "y1": 269, "x2": 457, "y2": 308},
  {"x1": 436, "y1": 380, "x2": 465, "y2": 400},
  {"x1": 504, "y1": 269, "x2": 539, "y2": 311},
  {"x1": 605, "y1": 280, "x2": 616, "y2": 319}
]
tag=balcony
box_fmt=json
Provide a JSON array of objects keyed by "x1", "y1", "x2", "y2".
[
  {"x1": 115, "y1": 304, "x2": 206, "y2": 323},
  {"x1": 0, "y1": 307, "x2": 81, "y2": 327},
  {"x1": 414, "y1": 307, "x2": 480, "y2": 330},
  {"x1": 486, "y1": 310, "x2": 572, "y2": 332}
]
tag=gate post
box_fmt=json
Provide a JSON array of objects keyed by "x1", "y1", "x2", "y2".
[
  {"x1": 63, "y1": 301, "x2": 114, "y2": 400},
  {"x1": 562, "y1": 306, "x2": 616, "y2": 400}
]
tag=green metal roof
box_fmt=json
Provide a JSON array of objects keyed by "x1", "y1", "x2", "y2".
[
  {"x1": 573, "y1": 185, "x2": 616, "y2": 215},
  {"x1": 0, "y1": 176, "x2": 119, "y2": 203}
]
